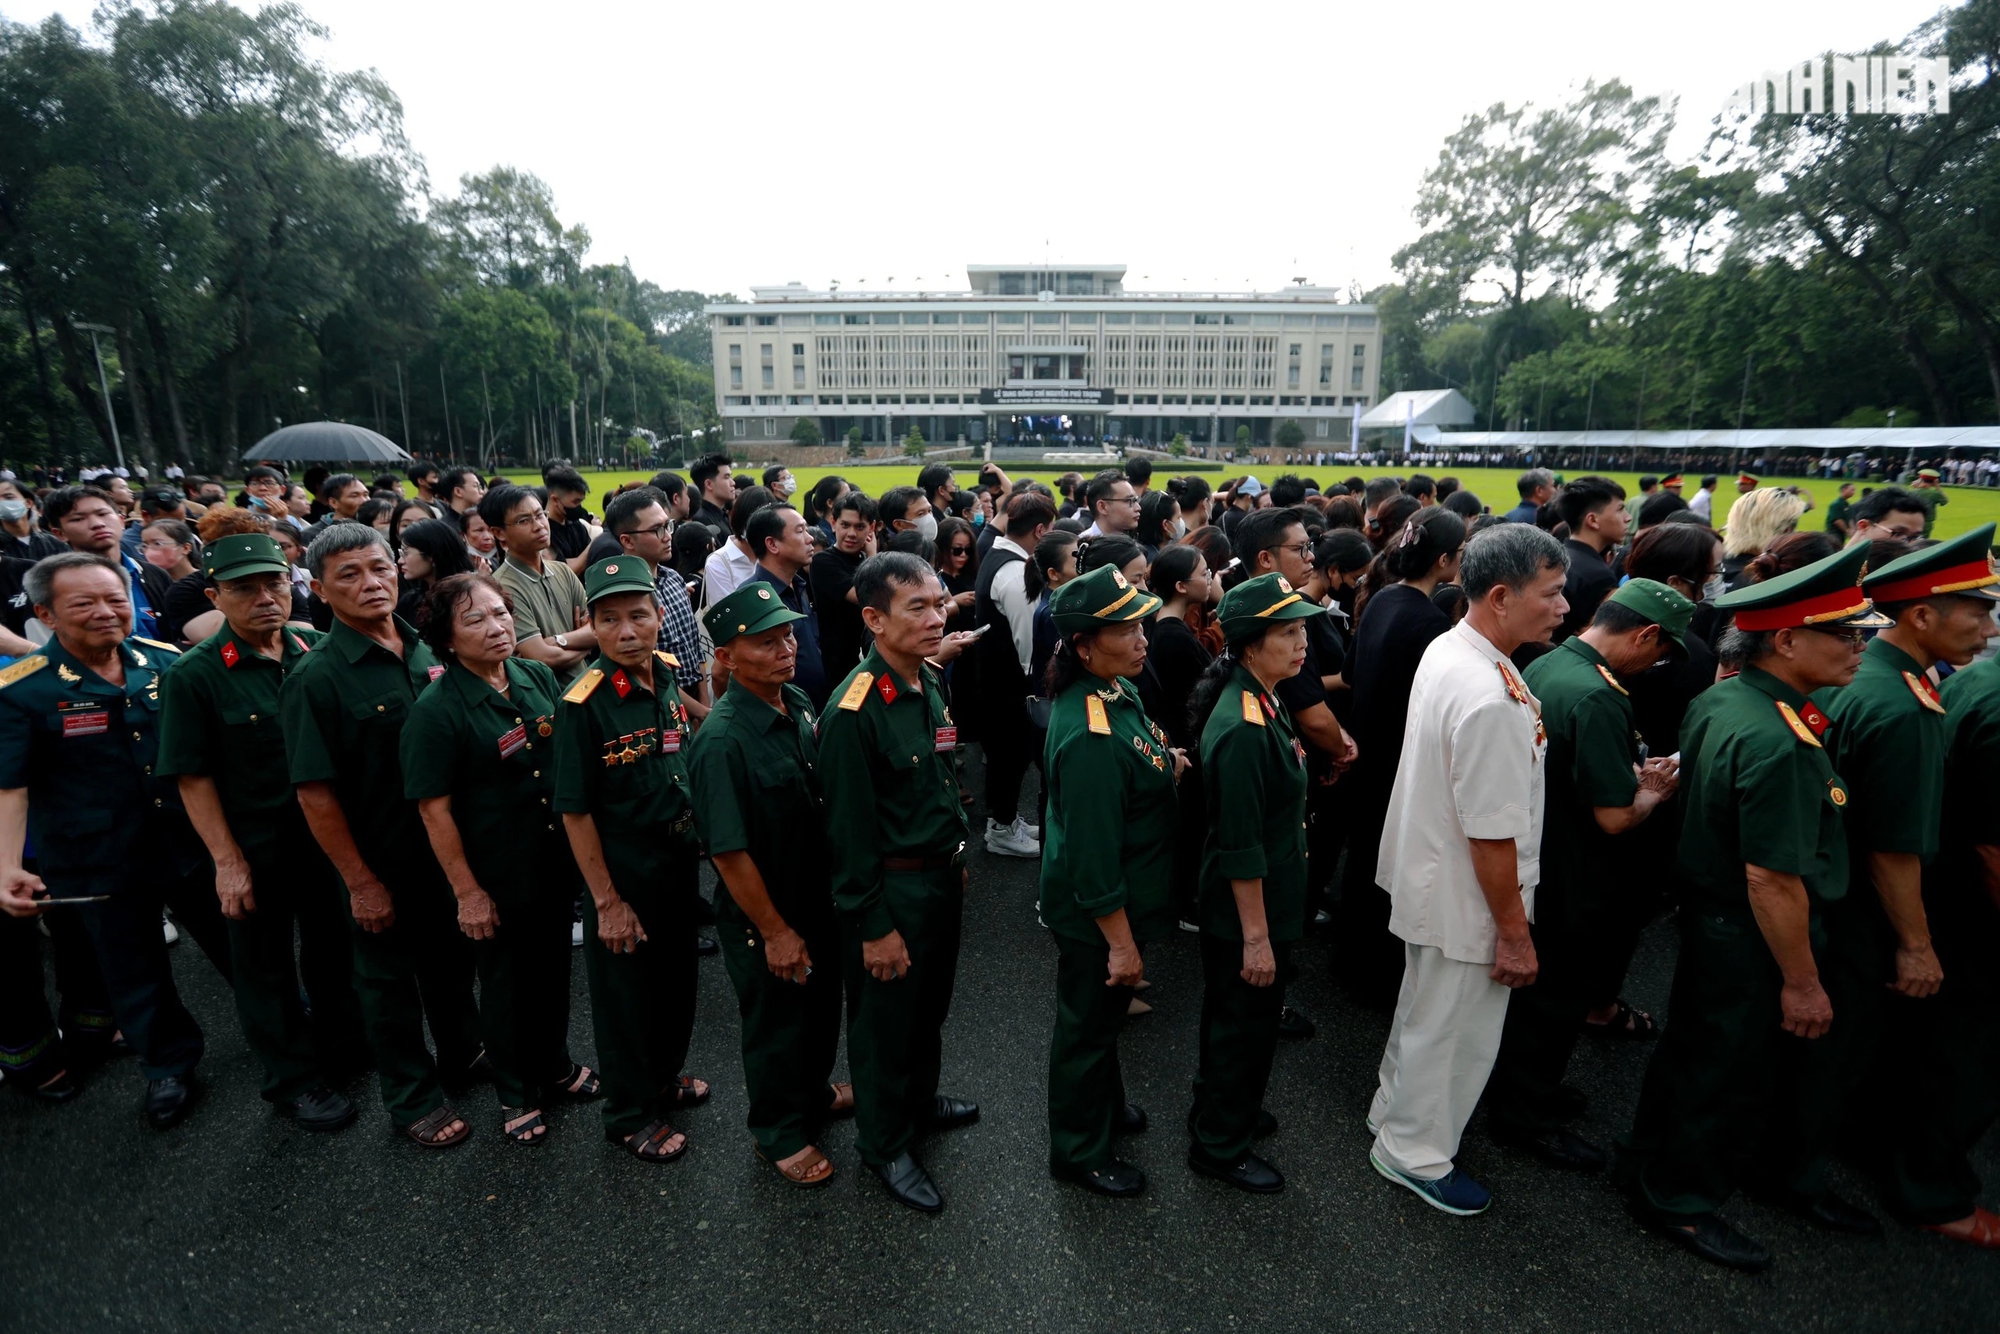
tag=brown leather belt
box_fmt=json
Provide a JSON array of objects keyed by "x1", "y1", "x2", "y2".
[{"x1": 883, "y1": 844, "x2": 966, "y2": 872}]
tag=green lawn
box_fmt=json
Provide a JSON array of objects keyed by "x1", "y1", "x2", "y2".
[{"x1": 507, "y1": 463, "x2": 2000, "y2": 543}]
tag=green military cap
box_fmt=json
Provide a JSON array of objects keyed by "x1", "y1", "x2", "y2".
[
  {"x1": 1216, "y1": 571, "x2": 1326, "y2": 639},
  {"x1": 1714, "y1": 540, "x2": 1891, "y2": 632},
  {"x1": 582, "y1": 556, "x2": 659, "y2": 607},
  {"x1": 202, "y1": 533, "x2": 290, "y2": 582},
  {"x1": 703, "y1": 580, "x2": 806, "y2": 645},
  {"x1": 1864, "y1": 521, "x2": 2000, "y2": 603},
  {"x1": 1605, "y1": 577, "x2": 1695, "y2": 646},
  {"x1": 1049, "y1": 563, "x2": 1162, "y2": 635}
]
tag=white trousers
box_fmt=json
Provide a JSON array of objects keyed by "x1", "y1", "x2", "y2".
[{"x1": 1368, "y1": 942, "x2": 1511, "y2": 1181}]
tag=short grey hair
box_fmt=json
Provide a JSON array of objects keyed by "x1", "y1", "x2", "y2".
[
  {"x1": 24, "y1": 551, "x2": 129, "y2": 608},
  {"x1": 1517, "y1": 468, "x2": 1555, "y2": 498},
  {"x1": 1715, "y1": 623, "x2": 1772, "y2": 672},
  {"x1": 1460, "y1": 523, "x2": 1568, "y2": 601},
  {"x1": 304, "y1": 520, "x2": 391, "y2": 578}
]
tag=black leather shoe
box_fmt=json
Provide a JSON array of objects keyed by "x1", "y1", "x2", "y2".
[
  {"x1": 1277, "y1": 1006, "x2": 1315, "y2": 1041},
  {"x1": 924, "y1": 1094, "x2": 979, "y2": 1132},
  {"x1": 870, "y1": 1151, "x2": 943, "y2": 1213},
  {"x1": 144, "y1": 1075, "x2": 200, "y2": 1130},
  {"x1": 1551, "y1": 1083, "x2": 1589, "y2": 1118},
  {"x1": 1633, "y1": 1204, "x2": 1771, "y2": 1272},
  {"x1": 1784, "y1": 1191, "x2": 1883, "y2": 1236},
  {"x1": 695, "y1": 936, "x2": 719, "y2": 957},
  {"x1": 1115, "y1": 1102, "x2": 1148, "y2": 1135},
  {"x1": 281, "y1": 1083, "x2": 357, "y2": 1132},
  {"x1": 1494, "y1": 1126, "x2": 1606, "y2": 1173},
  {"x1": 1051, "y1": 1156, "x2": 1146, "y2": 1196},
  {"x1": 1188, "y1": 1147, "x2": 1285, "y2": 1193}
]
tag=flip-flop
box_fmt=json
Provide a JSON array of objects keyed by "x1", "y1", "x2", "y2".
[
  {"x1": 1583, "y1": 998, "x2": 1657, "y2": 1041},
  {"x1": 666, "y1": 1075, "x2": 710, "y2": 1108},
  {"x1": 616, "y1": 1118, "x2": 688, "y2": 1163},
  {"x1": 500, "y1": 1107, "x2": 548, "y2": 1146},
  {"x1": 758, "y1": 1144, "x2": 835, "y2": 1188},
  {"x1": 403, "y1": 1104, "x2": 471, "y2": 1149}
]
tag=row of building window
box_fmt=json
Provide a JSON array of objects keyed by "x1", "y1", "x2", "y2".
[{"x1": 720, "y1": 311, "x2": 1376, "y2": 330}]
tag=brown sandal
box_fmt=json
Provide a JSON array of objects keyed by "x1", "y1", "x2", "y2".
[
  {"x1": 760, "y1": 1144, "x2": 834, "y2": 1188},
  {"x1": 616, "y1": 1118, "x2": 688, "y2": 1162},
  {"x1": 404, "y1": 1104, "x2": 470, "y2": 1149},
  {"x1": 824, "y1": 1082, "x2": 856, "y2": 1119}
]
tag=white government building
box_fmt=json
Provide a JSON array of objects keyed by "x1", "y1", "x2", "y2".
[{"x1": 707, "y1": 264, "x2": 1380, "y2": 451}]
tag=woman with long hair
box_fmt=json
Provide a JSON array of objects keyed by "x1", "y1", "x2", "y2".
[
  {"x1": 391, "y1": 499, "x2": 434, "y2": 550},
  {"x1": 1135, "y1": 490, "x2": 1180, "y2": 558},
  {"x1": 1038, "y1": 564, "x2": 1179, "y2": 1197},
  {"x1": 402, "y1": 572, "x2": 600, "y2": 1146},
  {"x1": 1186, "y1": 574, "x2": 1327, "y2": 1194},
  {"x1": 1028, "y1": 529, "x2": 1081, "y2": 703},
  {"x1": 804, "y1": 475, "x2": 850, "y2": 543},
  {"x1": 1180, "y1": 526, "x2": 1234, "y2": 655},
  {"x1": 1145, "y1": 544, "x2": 1216, "y2": 929},
  {"x1": 141, "y1": 518, "x2": 203, "y2": 644},
  {"x1": 1075, "y1": 534, "x2": 1150, "y2": 589},
  {"x1": 1334, "y1": 505, "x2": 1466, "y2": 1007},
  {"x1": 933, "y1": 516, "x2": 979, "y2": 622},
  {"x1": 397, "y1": 518, "x2": 478, "y2": 623}
]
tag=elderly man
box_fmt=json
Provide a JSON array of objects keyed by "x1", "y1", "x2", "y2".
[
  {"x1": 1502, "y1": 469, "x2": 1555, "y2": 524},
  {"x1": 0, "y1": 553, "x2": 227, "y2": 1129},
  {"x1": 1368, "y1": 524, "x2": 1569, "y2": 1216}
]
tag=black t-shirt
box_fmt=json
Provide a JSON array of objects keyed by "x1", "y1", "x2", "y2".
[
  {"x1": 1145, "y1": 613, "x2": 1213, "y2": 753},
  {"x1": 158, "y1": 571, "x2": 213, "y2": 645},
  {"x1": 584, "y1": 529, "x2": 623, "y2": 567},
  {"x1": 809, "y1": 548, "x2": 867, "y2": 677},
  {"x1": 1558, "y1": 538, "x2": 1616, "y2": 641},
  {"x1": 0, "y1": 556, "x2": 34, "y2": 637},
  {"x1": 1627, "y1": 630, "x2": 1719, "y2": 758},
  {"x1": 1, "y1": 529, "x2": 65, "y2": 562},
  {"x1": 1346, "y1": 583, "x2": 1452, "y2": 802},
  {"x1": 548, "y1": 514, "x2": 593, "y2": 564}
]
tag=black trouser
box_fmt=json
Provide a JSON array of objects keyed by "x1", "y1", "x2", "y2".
[
  {"x1": 1047, "y1": 933, "x2": 1132, "y2": 1170},
  {"x1": 1488, "y1": 877, "x2": 1589, "y2": 1138},
  {"x1": 844, "y1": 864, "x2": 964, "y2": 1167},
  {"x1": 1170, "y1": 764, "x2": 1206, "y2": 925},
  {"x1": 227, "y1": 851, "x2": 367, "y2": 1103},
  {"x1": 980, "y1": 693, "x2": 1034, "y2": 827},
  {"x1": 1189, "y1": 932, "x2": 1293, "y2": 1164},
  {"x1": 583, "y1": 852, "x2": 699, "y2": 1138},
  {"x1": 719, "y1": 910, "x2": 842, "y2": 1159},
  {"x1": 344, "y1": 867, "x2": 478, "y2": 1127},
  {"x1": 59, "y1": 861, "x2": 225, "y2": 1082},
  {"x1": 1332, "y1": 790, "x2": 1403, "y2": 1008},
  {"x1": 0, "y1": 906, "x2": 110, "y2": 1082},
  {"x1": 475, "y1": 866, "x2": 579, "y2": 1110},
  {"x1": 1618, "y1": 906, "x2": 1843, "y2": 1217}
]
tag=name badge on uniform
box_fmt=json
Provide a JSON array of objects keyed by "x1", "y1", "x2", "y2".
[
  {"x1": 60, "y1": 708, "x2": 110, "y2": 738},
  {"x1": 661, "y1": 728, "x2": 682, "y2": 754},
  {"x1": 497, "y1": 724, "x2": 528, "y2": 760},
  {"x1": 427, "y1": 665, "x2": 446, "y2": 682},
  {"x1": 934, "y1": 725, "x2": 958, "y2": 753}
]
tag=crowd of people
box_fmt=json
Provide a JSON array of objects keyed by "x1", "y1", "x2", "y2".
[{"x1": 2, "y1": 450, "x2": 1997, "y2": 1274}]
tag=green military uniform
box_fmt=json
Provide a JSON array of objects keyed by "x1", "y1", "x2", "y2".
[
  {"x1": 403, "y1": 653, "x2": 581, "y2": 1113},
  {"x1": 1837, "y1": 528, "x2": 2000, "y2": 1225},
  {"x1": 1036, "y1": 565, "x2": 1175, "y2": 1180},
  {"x1": 552, "y1": 557, "x2": 700, "y2": 1141},
  {"x1": 1913, "y1": 473, "x2": 1947, "y2": 536},
  {"x1": 818, "y1": 630, "x2": 974, "y2": 1170},
  {"x1": 1189, "y1": 574, "x2": 1320, "y2": 1170},
  {"x1": 687, "y1": 583, "x2": 843, "y2": 1162},
  {"x1": 156, "y1": 534, "x2": 365, "y2": 1104},
  {"x1": 1490, "y1": 581, "x2": 1692, "y2": 1140},
  {"x1": 281, "y1": 610, "x2": 478, "y2": 1128},
  {"x1": 1621, "y1": 543, "x2": 1887, "y2": 1223},
  {"x1": 0, "y1": 630, "x2": 227, "y2": 1083}
]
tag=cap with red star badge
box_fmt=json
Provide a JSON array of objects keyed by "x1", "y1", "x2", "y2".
[
  {"x1": 1215, "y1": 572, "x2": 1326, "y2": 639},
  {"x1": 702, "y1": 580, "x2": 806, "y2": 646},
  {"x1": 583, "y1": 556, "x2": 659, "y2": 607},
  {"x1": 1049, "y1": 563, "x2": 1162, "y2": 635},
  {"x1": 1714, "y1": 539, "x2": 1891, "y2": 634}
]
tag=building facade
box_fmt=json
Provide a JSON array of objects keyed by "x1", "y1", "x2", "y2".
[{"x1": 707, "y1": 264, "x2": 1379, "y2": 451}]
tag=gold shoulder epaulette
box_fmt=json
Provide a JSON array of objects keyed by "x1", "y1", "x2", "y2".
[
  {"x1": 655, "y1": 650, "x2": 680, "y2": 670},
  {"x1": 1086, "y1": 694, "x2": 1111, "y2": 735},
  {"x1": 1775, "y1": 701, "x2": 1822, "y2": 749},
  {"x1": 1595, "y1": 663, "x2": 1629, "y2": 696},
  {"x1": 563, "y1": 668, "x2": 605, "y2": 704},
  {"x1": 0, "y1": 656, "x2": 48, "y2": 689},
  {"x1": 838, "y1": 672, "x2": 874, "y2": 711},
  {"x1": 1241, "y1": 691, "x2": 1266, "y2": 726},
  {"x1": 1903, "y1": 670, "x2": 1947, "y2": 714},
  {"x1": 133, "y1": 636, "x2": 180, "y2": 654}
]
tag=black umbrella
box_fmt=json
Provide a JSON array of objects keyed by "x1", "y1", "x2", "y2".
[{"x1": 242, "y1": 421, "x2": 412, "y2": 464}]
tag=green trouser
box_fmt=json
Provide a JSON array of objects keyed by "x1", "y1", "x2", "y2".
[
  {"x1": 1489, "y1": 875, "x2": 1590, "y2": 1138},
  {"x1": 718, "y1": 910, "x2": 842, "y2": 1159},
  {"x1": 582, "y1": 852, "x2": 698, "y2": 1138},
  {"x1": 1618, "y1": 905, "x2": 1836, "y2": 1217},
  {"x1": 1880, "y1": 886, "x2": 2000, "y2": 1225},
  {"x1": 345, "y1": 867, "x2": 478, "y2": 1127},
  {"x1": 1189, "y1": 932, "x2": 1294, "y2": 1164},
  {"x1": 843, "y1": 864, "x2": 963, "y2": 1168},
  {"x1": 475, "y1": 863, "x2": 579, "y2": 1110},
  {"x1": 228, "y1": 851, "x2": 366, "y2": 1103},
  {"x1": 65, "y1": 862, "x2": 224, "y2": 1081},
  {"x1": 1047, "y1": 933, "x2": 1132, "y2": 1171}
]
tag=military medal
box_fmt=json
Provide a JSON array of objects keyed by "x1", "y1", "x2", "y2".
[
  {"x1": 537, "y1": 718, "x2": 553, "y2": 737},
  {"x1": 1829, "y1": 781, "x2": 1849, "y2": 807}
]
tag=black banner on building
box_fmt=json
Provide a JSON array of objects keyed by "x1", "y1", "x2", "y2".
[{"x1": 978, "y1": 387, "x2": 1116, "y2": 406}]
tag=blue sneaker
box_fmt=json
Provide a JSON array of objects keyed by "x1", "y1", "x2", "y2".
[{"x1": 1369, "y1": 1151, "x2": 1492, "y2": 1216}]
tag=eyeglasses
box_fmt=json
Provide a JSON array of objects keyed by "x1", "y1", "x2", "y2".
[
  {"x1": 632, "y1": 523, "x2": 671, "y2": 540},
  {"x1": 1277, "y1": 540, "x2": 1314, "y2": 558},
  {"x1": 508, "y1": 511, "x2": 548, "y2": 528},
  {"x1": 1801, "y1": 625, "x2": 1867, "y2": 649},
  {"x1": 1107, "y1": 495, "x2": 1142, "y2": 506}
]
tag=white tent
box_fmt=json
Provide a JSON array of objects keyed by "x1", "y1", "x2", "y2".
[
  {"x1": 1358, "y1": 389, "x2": 1476, "y2": 431},
  {"x1": 1407, "y1": 425, "x2": 2000, "y2": 451}
]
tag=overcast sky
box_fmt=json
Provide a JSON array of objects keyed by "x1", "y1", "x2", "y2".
[{"x1": 16, "y1": 0, "x2": 1952, "y2": 299}]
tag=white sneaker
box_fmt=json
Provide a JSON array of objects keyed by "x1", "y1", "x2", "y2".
[
  {"x1": 1013, "y1": 815, "x2": 1042, "y2": 842},
  {"x1": 571, "y1": 919, "x2": 585, "y2": 948},
  {"x1": 984, "y1": 817, "x2": 1041, "y2": 858},
  {"x1": 162, "y1": 913, "x2": 180, "y2": 946}
]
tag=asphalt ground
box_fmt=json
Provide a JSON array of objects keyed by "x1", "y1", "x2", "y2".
[{"x1": 3, "y1": 750, "x2": 1995, "y2": 1334}]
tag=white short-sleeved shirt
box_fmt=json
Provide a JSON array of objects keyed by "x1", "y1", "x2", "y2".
[{"x1": 1375, "y1": 620, "x2": 1547, "y2": 964}]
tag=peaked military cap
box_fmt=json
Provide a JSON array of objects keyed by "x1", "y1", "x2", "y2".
[
  {"x1": 1604, "y1": 577, "x2": 1695, "y2": 646},
  {"x1": 583, "y1": 556, "x2": 658, "y2": 607},
  {"x1": 202, "y1": 533, "x2": 290, "y2": 582},
  {"x1": 1050, "y1": 562, "x2": 1162, "y2": 635},
  {"x1": 1715, "y1": 540, "x2": 1891, "y2": 632},
  {"x1": 1660, "y1": 473, "x2": 1683, "y2": 489},
  {"x1": 1865, "y1": 521, "x2": 2000, "y2": 604},
  {"x1": 704, "y1": 580, "x2": 806, "y2": 645},
  {"x1": 1216, "y1": 572, "x2": 1327, "y2": 639}
]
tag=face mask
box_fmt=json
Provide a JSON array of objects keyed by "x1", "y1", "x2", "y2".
[
  {"x1": 776, "y1": 478, "x2": 796, "y2": 499},
  {"x1": 0, "y1": 500, "x2": 27, "y2": 522},
  {"x1": 915, "y1": 512, "x2": 938, "y2": 542},
  {"x1": 1170, "y1": 517, "x2": 1187, "y2": 540},
  {"x1": 970, "y1": 511, "x2": 985, "y2": 529},
  {"x1": 1701, "y1": 574, "x2": 1725, "y2": 603}
]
